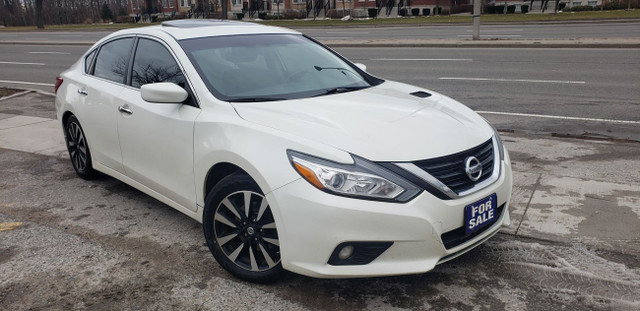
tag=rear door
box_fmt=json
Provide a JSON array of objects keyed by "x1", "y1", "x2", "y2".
[
  {"x1": 76, "y1": 37, "x2": 135, "y2": 174},
  {"x1": 116, "y1": 37, "x2": 200, "y2": 211}
]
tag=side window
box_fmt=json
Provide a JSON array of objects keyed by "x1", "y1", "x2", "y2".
[
  {"x1": 84, "y1": 49, "x2": 97, "y2": 74},
  {"x1": 93, "y1": 38, "x2": 134, "y2": 84},
  {"x1": 131, "y1": 38, "x2": 186, "y2": 89}
]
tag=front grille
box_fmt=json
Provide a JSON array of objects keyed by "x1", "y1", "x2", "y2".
[
  {"x1": 441, "y1": 203, "x2": 505, "y2": 250},
  {"x1": 413, "y1": 139, "x2": 494, "y2": 194}
]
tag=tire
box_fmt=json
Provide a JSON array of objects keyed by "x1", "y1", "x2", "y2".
[
  {"x1": 203, "y1": 173, "x2": 283, "y2": 283},
  {"x1": 64, "y1": 115, "x2": 98, "y2": 180}
]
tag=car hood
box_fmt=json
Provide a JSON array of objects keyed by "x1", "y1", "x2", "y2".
[{"x1": 232, "y1": 81, "x2": 493, "y2": 162}]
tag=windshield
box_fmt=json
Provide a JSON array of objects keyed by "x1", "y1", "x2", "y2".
[{"x1": 179, "y1": 34, "x2": 379, "y2": 102}]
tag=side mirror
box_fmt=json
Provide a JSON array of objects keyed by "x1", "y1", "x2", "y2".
[
  {"x1": 141, "y1": 82, "x2": 188, "y2": 103},
  {"x1": 354, "y1": 63, "x2": 367, "y2": 72}
]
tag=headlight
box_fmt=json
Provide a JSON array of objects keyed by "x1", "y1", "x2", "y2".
[
  {"x1": 493, "y1": 129, "x2": 505, "y2": 161},
  {"x1": 288, "y1": 150, "x2": 421, "y2": 202},
  {"x1": 482, "y1": 117, "x2": 505, "y2": 161}
]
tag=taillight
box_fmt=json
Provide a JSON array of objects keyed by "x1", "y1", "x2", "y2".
[{"x1": 54, "y1": 77, "x2": 63, "y2": 94}]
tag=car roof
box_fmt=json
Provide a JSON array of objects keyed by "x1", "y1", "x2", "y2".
[{"x1": 111, "y1": 20, "x2": 300, "y2": 41}]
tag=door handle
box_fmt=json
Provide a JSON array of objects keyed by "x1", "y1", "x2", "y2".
[
  {"x1": 118, "y1": 105, "x2": 133, "y2": 115},
  {"x1": 77, "y1": 88, "x2": 88, "y2": 96}
]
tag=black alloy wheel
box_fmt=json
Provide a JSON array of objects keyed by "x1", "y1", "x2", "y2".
[{"x1": 64, "y1": 115, "x2": 97, "y2": 180}]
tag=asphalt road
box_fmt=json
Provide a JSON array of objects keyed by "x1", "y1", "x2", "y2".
[
  {"x1": 0, "y1": 42, "x2": 638, "y2": 140},
  {"x1": 0, "y1": 44, "x2": 85, "y2": 89},
  {"x1": 337, "y1": 47, "x2": 640, "y2": 120},
  {"x1": 335, "y1": 47, "x2": 640, "y2": 140},
  {"x1": 0, "y1": 30, "x2": 113, "y2": 44}
]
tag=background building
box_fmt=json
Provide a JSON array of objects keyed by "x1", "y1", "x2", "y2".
[{"x1": 126, "y1": 0, "x2": 605, "y2": 19}]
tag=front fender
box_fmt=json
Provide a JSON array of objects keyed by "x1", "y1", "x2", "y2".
[{"x1": 193, "y1": 108, "x2": 353, "y2": 209}]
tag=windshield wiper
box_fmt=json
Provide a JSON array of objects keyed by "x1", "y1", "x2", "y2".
[
  {"x1": 313, "y1": 66, "x2": 358, "y2": 77},
  {"x1": 312, "y1": 86, "x2": 369, "y2": 97},
  {"x1": 228, "y1": 97, "x2": 287, "y2": 102},
  {"x1": 314, "y1": 65, "x2": 349, "y2": 72}
]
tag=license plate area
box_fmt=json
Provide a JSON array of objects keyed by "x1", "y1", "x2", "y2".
[{"x1": 465, "y1": 193, "x2": 498, "y2": 235}]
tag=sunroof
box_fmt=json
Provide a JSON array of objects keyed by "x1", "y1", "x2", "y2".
[{"x1": 161, "y1": 19, "x2": 248, "y2": 28}]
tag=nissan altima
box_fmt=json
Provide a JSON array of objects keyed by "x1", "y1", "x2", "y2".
[{"x1": 55, "y1": 20, "x2": 513, "y2": 282}]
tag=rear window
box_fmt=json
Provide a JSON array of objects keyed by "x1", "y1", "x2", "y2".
[{"x1": 84, "y1": 49, "x2": 97, "y2": 74}]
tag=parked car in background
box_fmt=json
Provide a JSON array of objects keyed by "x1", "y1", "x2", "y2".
[{"x1": 55, "y1": 20, "x2": 512, "y2": 282}]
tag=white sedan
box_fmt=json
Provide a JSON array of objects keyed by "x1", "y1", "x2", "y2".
[{"x1": 55, "y1": 20, "x2": 512, "y2": 282}]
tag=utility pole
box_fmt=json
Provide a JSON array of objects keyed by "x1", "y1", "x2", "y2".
[
  {"x1": 472, "y1": 0, "x2": 480, "y2": 40},
  {"x1": 221, "y1": 0, "x2": 228, "y2": 18}
]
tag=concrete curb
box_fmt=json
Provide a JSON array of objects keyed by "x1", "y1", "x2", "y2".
[
  {"x1": 0, "y1": 40, "x2": 96, "y2": 46},
  {"x1": 0, "y1": 90, "x2": 33, "y2": 101},
  {"x1": 325, "y1": 42, "x2": 640, "y2": 48},
  {"x1": 322, "y1": 37, "x2": 640, "y2": 48},
  {"x1": 0, "y1": 89, "x2": 55, "y2": 102}
]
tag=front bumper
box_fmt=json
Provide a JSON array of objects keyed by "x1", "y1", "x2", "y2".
[{"x1": 266, "y1": 159, "x2": 512, "y2": 278}]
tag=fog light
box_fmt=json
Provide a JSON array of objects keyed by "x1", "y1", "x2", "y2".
[
  {"x1": 338, "y1": 245, "x2": 354, "y2": 260},
  {"x1": 328, "y1": 241, "x2": 393, "y2": 266}
]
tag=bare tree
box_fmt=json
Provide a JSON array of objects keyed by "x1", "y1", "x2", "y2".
[
  {"x1": 35, "y1": 0, "x2": 43, "y2": 28},
  {"x1": 1, "y1": 0, "x2": 16, "y2": 26},
  {"x1": 1, "y1": 0, "x2": 144, "y2": 26}
]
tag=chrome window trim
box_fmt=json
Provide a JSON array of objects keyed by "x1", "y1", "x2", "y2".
[
  {"x1": 394, "y1": 136, "x2": 502, "y2": 200},
  {"x1": 128, "y1": 34, "x2": 201, "y2": 108}
]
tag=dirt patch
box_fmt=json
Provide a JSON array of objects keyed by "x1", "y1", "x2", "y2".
[{"x1": 0, "y1": 87, "x2": 23, "y2": 98}]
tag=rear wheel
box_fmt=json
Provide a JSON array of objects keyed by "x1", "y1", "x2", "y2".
[
  {"x1": 203, "y1": 173, "x2": 283, "y2": 283},
  {"x1": 64, "y1": 115, "x2": 98, "y2": 180}
]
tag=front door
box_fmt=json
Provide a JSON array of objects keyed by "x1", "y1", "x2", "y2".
[{"x1": 116, "y1": 38, "x2": 200, "y2": 211}]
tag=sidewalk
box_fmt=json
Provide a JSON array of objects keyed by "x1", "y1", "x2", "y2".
[
  {"x1": 1, "y1": 91, "x2": 639, "y2": 258},
  {"x1": 0, "y1": 91, "x2": 64, "y2": 158}
]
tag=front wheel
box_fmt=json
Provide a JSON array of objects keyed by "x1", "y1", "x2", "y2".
[{"x1": 203, "y1": 173, "x2": 283, "y2": 283}]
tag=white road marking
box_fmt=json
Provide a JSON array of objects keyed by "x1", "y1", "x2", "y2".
[
  {"x1": 477, "y1": 111, "x2": 640, "y2": 125},
  {"x1": 457, "y1": 34, "x2": 523, "y2": 38},
  {"x1": 0, "y1": 80, "x2": 54, "y2": 87},
  {"x1": 0, "y1": 61, "x2": 45, "y2": 66},
  {"x1": 325, "y1": 31, "x2": 371, "y2": 35},
  {"x1": 373, "y1": 58, "x2": 472, "y2": 61},
  {"x1": 27, "y1": 52, "x2": 70, "y2": 55},
  {"x1": 440, "y1": 77, "x2": 585, "y2": 84},
  {"x1": 466, "y1": 29, "x2": 524, "y2": 32}
]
